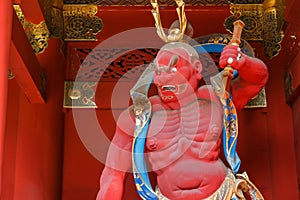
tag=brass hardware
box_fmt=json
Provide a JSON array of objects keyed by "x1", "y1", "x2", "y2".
[{"x1": 64, "y1": 81, "x2": 97, "y2": 108}]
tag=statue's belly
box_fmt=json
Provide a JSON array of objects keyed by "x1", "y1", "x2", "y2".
[{"x1": 156, "y1": 159, "x2": 227, "y2": 199}]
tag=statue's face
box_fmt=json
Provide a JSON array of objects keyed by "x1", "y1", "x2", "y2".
[{"x1": 153, "y1": 48, "x2": 202, "y2": 103}]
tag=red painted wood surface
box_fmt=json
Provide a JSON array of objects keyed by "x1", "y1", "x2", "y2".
[
  {"x1": 0, "y1": 0, "x2": 13, "y2": 196},
  {"x1": 292, "y1": 94, "x2": 300, "y2": 194},
  {"x1": 288, "y1": 13, "x2": 300, "y2": 194},
  {"x1": 3, "y1": 38, "x2": 66, "y2": 199},
  {"x1": 3, "y1": 79, "x2": 20, "y2": 200}
]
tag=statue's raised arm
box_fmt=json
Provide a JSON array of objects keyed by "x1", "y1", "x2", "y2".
[{"x1": 219, "y1": 42, "x2": 268, "y2": 110}]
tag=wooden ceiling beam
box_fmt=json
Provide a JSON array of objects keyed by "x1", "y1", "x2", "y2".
[{"x1": 18, "y1": 0, "x2": 44, "y2": 23}]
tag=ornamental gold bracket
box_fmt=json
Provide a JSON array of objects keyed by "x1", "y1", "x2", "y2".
[
  {"x1": 224, "y1": 0, "x2": 286, "y2": 58},
  {"x1": 64, "y1": 81, "x2": 97, "y2": 108},
  {"x1": 63, "y1": 5, "x2": 103, "y2": 41},
  {"x1": 13, "y1": 5, "x2": 51, "y2": 55}
]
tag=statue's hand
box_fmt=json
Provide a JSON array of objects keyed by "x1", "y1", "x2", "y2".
[{"x1": 219, "y1": 45, "x2": 245, "y2": 70}]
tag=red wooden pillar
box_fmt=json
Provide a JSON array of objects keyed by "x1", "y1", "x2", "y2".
[{"x1": 0, "y1": 0, "x2": 13, "y2": 193}]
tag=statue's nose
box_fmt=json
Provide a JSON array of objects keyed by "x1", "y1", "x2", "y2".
[
  {"x1": 155, "y1": 55, "x2": 178, "y2": 75},
  {"x1": 158, "y1": 72, "x2": 174, "y2": 84}
]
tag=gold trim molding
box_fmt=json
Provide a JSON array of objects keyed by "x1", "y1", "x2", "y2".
[
  {"x1": 13, "y1": 5, "x2": 51, "y2": 55},
  {"x1": 63, "y1": 5, "x2": 103, "y2": 41},
  {"x1": 63, "y1": 0, "x2": 230, "y2": 6},
  {"x1": 224, "y1": 0, "x2": 286, "y2": 58},
  {"x1": 62, "y1": 0, "x2": 264, "y2": 6}
]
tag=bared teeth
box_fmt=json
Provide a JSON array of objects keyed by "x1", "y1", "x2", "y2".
[{"x1": 162, "y1": 85, "x2": 176, "y2": 91}]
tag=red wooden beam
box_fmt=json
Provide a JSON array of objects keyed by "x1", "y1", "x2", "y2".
[
  {"x1": 0, "y1": 0, "x2": 13, "y2": 196},
  {"x1": 10, "y1": 10, "x2": 46, "y2": 104}
]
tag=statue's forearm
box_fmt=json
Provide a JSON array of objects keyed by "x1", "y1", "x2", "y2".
[
  {"x1": 236, "y1": 54, "x2": 268, "y2": 86},
  {"x1": 229, "y1": 53, "x2": 269, "y2": 110},
  {"x1": 97, "y1": 167, "x2": 126, "y2": 200}
]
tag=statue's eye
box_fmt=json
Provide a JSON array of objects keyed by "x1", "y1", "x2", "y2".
[{"x1": 171, "y1": 67, "x2": 177, "y2": 73}]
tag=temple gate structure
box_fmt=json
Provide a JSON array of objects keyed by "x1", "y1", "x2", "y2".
[{"x1": 1, "y1": 0, "x2": 300, "y2": 199}]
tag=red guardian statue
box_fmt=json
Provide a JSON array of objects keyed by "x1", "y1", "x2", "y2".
[{"x1": 96, "y1": 1, "x2": 268, "y2": 199}]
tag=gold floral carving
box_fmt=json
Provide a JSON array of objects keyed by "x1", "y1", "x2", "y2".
[
  {"x1": 63, "y1": 5, "x2": 103, "y2": 41},
  {"x1": 13, "y1": 5, "x2": 25, "y2": 24},
  {"x1": 13, "y1": 5, "x2": 50, "y2": 55},
  {"x1": 224, "y1": 4, "x2": 263, "y2": 41},
  {"x1": 25, "y1": 21, "x2": 51, "y2": 54}
]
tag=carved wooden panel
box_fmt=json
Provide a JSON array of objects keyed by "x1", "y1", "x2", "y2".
[
  {"x1": 65, "y1": 34, "x2": 266, "y2": 108},
  {"x1": 68, "y1": 47, "x2": 158, "y2": 82}
]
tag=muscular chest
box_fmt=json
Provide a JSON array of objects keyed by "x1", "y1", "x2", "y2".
[{"x1": 147, "y1": 99, "x2": 223, "y2": 142}]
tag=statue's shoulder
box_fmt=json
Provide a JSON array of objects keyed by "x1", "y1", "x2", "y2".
[
  {"x1": 149, "y1": 95, "x2": 161, "y2": 104},
  {"x1": 197, "y1": 85, "x2": 219, "y2": 104},
  {"x1": 116, "y1": 106, "x2": 135, "y2": 135},
  {"x1": 149, "y1": 95, "x2": 165, "y2": 112}
]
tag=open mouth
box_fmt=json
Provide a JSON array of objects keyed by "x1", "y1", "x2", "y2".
[{"x1": 161, "y1": 85, "x2": 177, "y2": 92}]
